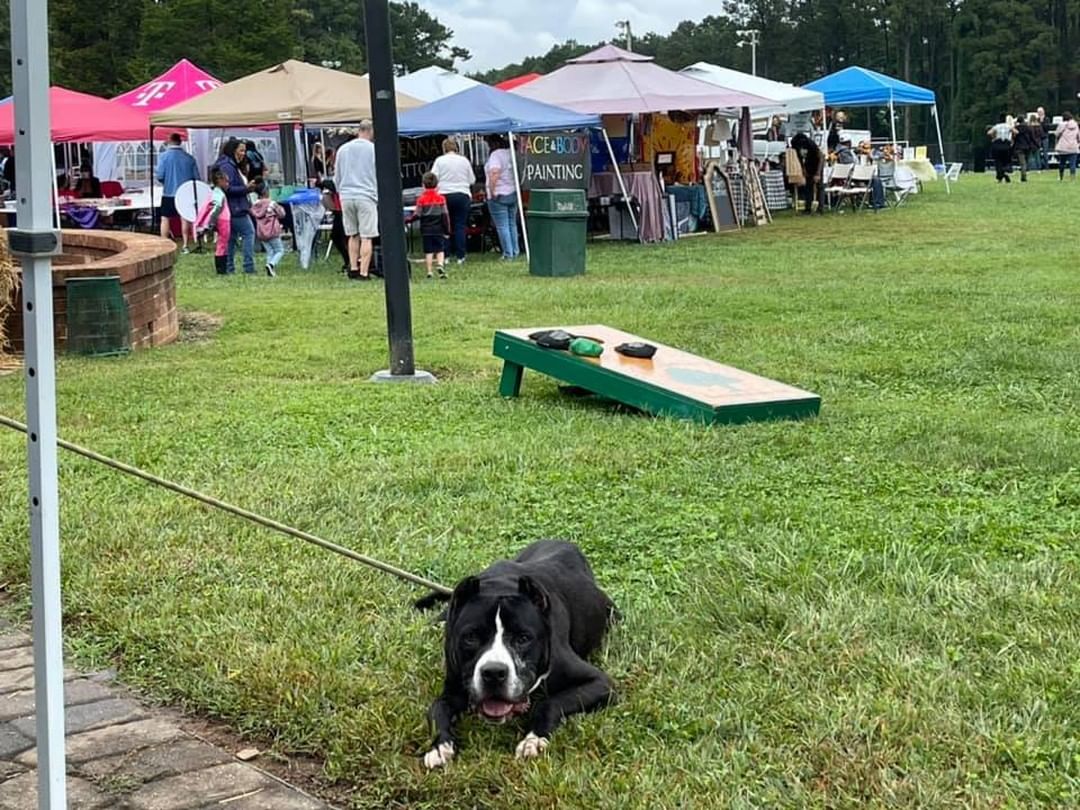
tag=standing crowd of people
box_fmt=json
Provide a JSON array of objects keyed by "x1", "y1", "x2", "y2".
[
  {"x1": 168, "y1": 122, "x2": 523, "y2": 280},
  {"x1": 987, "y1": 107, "x2": 1080, "y2": 183}
]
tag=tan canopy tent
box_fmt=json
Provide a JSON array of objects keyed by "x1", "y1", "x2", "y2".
[{"x1": 151, "y1": 59, "x2": 423, "y2": 127}]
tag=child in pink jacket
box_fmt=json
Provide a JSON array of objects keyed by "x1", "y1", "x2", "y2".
[{"x1": 196, "y1": 169, "x2": 232, "y2": 274}]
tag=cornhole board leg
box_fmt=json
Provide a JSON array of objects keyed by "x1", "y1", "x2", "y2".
[{"x1": 499, "y1": 361, "x2": 524, "y2": 398}]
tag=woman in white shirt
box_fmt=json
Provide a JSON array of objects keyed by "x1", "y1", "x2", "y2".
[
  {"x1": 484, "y1": 135, "x2": 520, "y2": 260},
  {"x1": 431, "y1": 139, "x2": 476, "y2": 265}
]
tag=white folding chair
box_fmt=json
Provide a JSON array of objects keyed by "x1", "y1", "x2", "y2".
[
  {"x1": 822, "y1": 163, "x2": 853, "y2": 211},
  {"x1": 945, "y1": 162, "x2": 963, "y2": 182},
  {"x1": 834, "y1": 163, "x2": 877, "y2": 210},
  {"x1": 881, "y1": 164, "x2": 917, "y2": 207}
]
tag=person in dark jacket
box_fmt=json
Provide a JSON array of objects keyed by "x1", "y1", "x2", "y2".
[
  {"x1": 214, "y1": 138, "x2": 257, "y2": 274},
  {"x1": 73, "y1": 163, "x2": 101, "y2": 199},
  {"x1": 791, "y1": 132, "x2": 824, "y2": 214},
  {"x1": 243, "y1": 140, "x2": 266, "y2": 180},
  {"x1": 405, "y1": 172, "x2": 451, "y2": 278},
  {"x1": 1014, "y1": 115, "x2": 1041, "y2": 182}
]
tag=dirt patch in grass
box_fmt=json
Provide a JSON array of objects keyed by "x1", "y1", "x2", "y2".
[{"x1": 178, "y1": 310, "x2": 224, "y2": 344}]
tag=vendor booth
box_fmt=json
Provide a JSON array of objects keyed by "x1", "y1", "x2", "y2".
[
  {"x1": 0, "y1": 88, "x2": 159, "y2": 227},
  {"x1": 803, "y1": 66, "x2": 949, "y2": 193},
  {"x1": 397, "y1": 84, "x2": 616, "y2": 260},
  {"x1": 681, "y1": 63, "x2": 826, "y2": 164},
  {"x1": 152, "y1": 60, "x2": 424, "y2": 268},
  {"x1": 512, "y1": 46, "x2": 770, "y2": 241}
]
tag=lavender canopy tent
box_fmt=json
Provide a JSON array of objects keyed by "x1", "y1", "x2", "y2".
[
  {"x1": 512, "y1": 46, "x2": 771, "y2": 240},
  {"x1": 511, "y1": 45, "x2": 770, "y2": 115}
]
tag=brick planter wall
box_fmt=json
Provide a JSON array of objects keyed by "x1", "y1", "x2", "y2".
[{"x1": 3, "y1": 230, "x2": 178, "y2": 353}]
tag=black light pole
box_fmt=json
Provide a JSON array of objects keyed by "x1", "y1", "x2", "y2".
[{"x1": 364, "y1": 0, "x2": 433, "y2": 383}]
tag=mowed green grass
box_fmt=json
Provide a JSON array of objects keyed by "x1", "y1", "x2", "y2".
[{"x1": 2, "y1": 172, "x2": 1080, "y2": 808}]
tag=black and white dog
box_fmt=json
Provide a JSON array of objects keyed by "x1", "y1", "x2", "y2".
[{"x1": 416, "y1": 540, "x2": 617, "y2": 769}]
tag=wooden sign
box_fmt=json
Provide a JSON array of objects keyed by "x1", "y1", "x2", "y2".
[{"x1": 703, "y1": 160, "x2": 740, "y2": 234}]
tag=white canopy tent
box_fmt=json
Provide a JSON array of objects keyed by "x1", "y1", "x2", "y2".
[
  {"x1": 394, "y1": 66, "x2": 482, "y2": 103},
  {"x1": 680, "y1": 63, "x2": 825, "y2": 117}
]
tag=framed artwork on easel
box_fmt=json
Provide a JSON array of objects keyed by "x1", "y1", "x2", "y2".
[{"x1": 703, "y1": 161, "x2": 740, "y2": 234}]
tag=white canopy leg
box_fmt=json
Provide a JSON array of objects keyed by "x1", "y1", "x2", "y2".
[
  {"x1": 602, "y1": 127, "x2": 639, "y2": 240},
  {"x1": 508, "y1": 131, "x2": 530, "y2": 261},
  {"x1": 932, "y1": 104, "x2": 950, "y2": 194},
  {"x1": 11, "y1": 0, "x2": 68, "y2": 806}
]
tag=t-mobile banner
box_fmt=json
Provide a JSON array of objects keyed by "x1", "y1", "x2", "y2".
[{"x1": 515, "y1": 131, "x2": 592, "y2": 190}]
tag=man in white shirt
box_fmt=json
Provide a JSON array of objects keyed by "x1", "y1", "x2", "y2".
[{"x1": 334, "y1": 120, "x2": 379, "y2": 280}]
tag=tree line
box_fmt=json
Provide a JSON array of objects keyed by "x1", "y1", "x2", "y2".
[
  {"x1": 0, "y1": 0, "x2": 467, "y2": 99},
  {"x1": 477, "y1": 2, "x2": 1080, "y2": 151},
  {"x1": 1, "y1": 1, "x2": 1077, "y2": 153}
]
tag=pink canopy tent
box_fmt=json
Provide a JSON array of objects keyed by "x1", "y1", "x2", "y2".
[
  {"x1": 113, "y1": 58, "x2": 221, "y2": 112},
  {"x1": 97, "y1": 59, "x2": 222, "y2": 187},
  {"x1": 511, "y1": 45, "x2": 770, "y2": 114},
  {"x1": 0, "y1": 87, "x2": 151, "y2": 144}
]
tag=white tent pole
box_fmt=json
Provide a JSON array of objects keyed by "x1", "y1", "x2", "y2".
[
  {"x1": 602, "y1": 127, "x2": 639, "y2": 240},
  {"x1": 507, "y1": 131, "x2": 529, "y2": 261},
  {"x1": 49, "y1": 146, "x2": 60, "y2": 228},
  {"x1": 10, "y1": 1, "x2": 67, "y2": 808},
  {"x1": 889, "y1": 95, "x2": 898, "y2": 151},
  {"x1": 932, "y1": 103, "x2": 950, "y2": 194}
]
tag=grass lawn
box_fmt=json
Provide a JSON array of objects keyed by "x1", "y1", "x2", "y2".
[{"x1": 2, "y1": 172, "x2": 1080, "y2": 808}]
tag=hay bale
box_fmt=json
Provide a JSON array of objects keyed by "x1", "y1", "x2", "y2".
[{"x1": 0, "y1": 230, "x2": 19, "y2": 356}]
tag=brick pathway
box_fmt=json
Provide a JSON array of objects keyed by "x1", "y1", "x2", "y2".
[{"x1": 0, "y1": 622, "x2": 333, "y2": 809}]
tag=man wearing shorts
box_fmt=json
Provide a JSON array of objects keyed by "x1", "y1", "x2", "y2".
[
  {"x1": 156, "y1": 133, "x2": 200, "y2": 253},
  {"x1": 334, "y1": 121, "x2": 379, "y2": 281}
]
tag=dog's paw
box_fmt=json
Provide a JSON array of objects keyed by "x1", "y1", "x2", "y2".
[
  {"x1": 514, "y1": 732, "x2": 549, "y2": 760},
  {"x1": 423, "y1": 741, "x2": 455, "y2": 770}
]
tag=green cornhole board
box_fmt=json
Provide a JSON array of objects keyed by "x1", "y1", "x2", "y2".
[{"x1": 494, "y1": 325, "x2": 820, "y2": 425}]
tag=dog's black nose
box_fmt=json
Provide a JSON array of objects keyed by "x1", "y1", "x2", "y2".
[{"x1": 481, "y1": 663, "x2": 508, "y2": 686}]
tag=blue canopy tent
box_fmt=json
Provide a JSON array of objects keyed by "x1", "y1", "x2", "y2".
[
  {"x1": 398, "y1": 83, "x2": 600, "y2": 135},
  {"x1": 398, "y1": 84, "x2": 637, "y2": 252},
  {"x1": 804, "y1": 66, "x2": 949, "y2": 192}
]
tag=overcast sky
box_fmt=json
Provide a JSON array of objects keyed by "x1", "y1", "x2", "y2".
[{"x1": 416, "y1": 0, "x2": 719, "y2": 72}]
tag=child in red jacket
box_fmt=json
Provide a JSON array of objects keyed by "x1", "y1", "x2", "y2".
[{"x1": 406, "y1": 172, "x2": 451, "y2": 278}]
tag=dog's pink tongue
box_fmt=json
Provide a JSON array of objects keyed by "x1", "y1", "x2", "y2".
[{"x1": 481, "y1": 699, "x2": 516, "y2": 719}]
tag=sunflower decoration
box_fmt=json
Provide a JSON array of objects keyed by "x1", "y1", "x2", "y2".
[{"x1": 0, "y1": 230, "x2": 19, "y2": 358}]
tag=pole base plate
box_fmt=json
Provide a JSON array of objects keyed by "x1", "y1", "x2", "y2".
[{"x1": 370, "y1": 369, "x2": 438, "y2": 385}]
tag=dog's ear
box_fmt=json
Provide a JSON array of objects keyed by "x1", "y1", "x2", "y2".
[
  {"x1": 518, "y1": 576, "x2": 550, "y2": 615},
  {"x1": 448, "y1": 576, "x2": 480, "y2": 616}
]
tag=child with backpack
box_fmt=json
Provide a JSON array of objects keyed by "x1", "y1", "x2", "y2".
[
  {"x1": 250, "y1": 181, "x2": 285, "y2": 277},
  {"x1": 405, "y1": 172, "x2": 451, "y2": 279}
]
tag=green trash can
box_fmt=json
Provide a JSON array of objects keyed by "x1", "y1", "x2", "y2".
[
  {"x1": 65, "y1": 276, "x2": 130, "y2": 356},
  {"x1": 526, "y1": 189, "x2": 588, "y2": 277}
]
